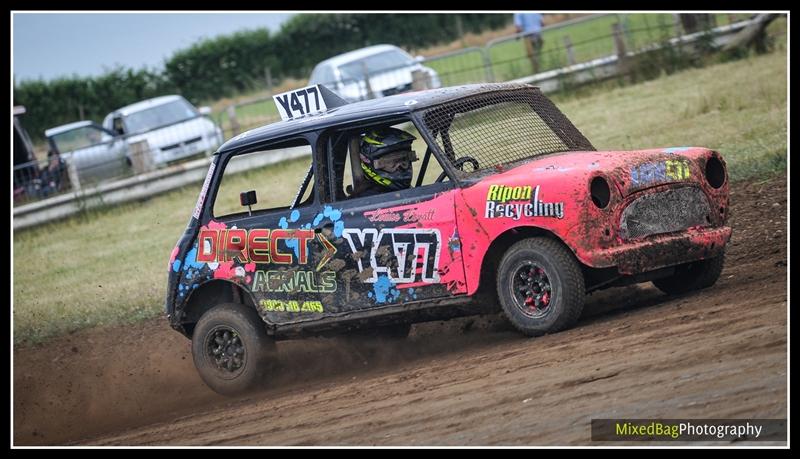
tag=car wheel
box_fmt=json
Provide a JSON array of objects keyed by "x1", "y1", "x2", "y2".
[
  {"x1": 652, "y1": 253, "x2": 726, "y2": 295},
  {"x1": 192, "y1": 303, "x2": 274, "y2": 396},
  {"x1": 496, "y1": 238, "x2": 585, "y2": 337}
]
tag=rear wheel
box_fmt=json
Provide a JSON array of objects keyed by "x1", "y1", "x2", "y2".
[
  {"x1": 192, "y1": 303, "x2": 274, "y2": 396},
  {"x1": 652, "y1": 253, "x2": 725, "y2": 295},
  {"x1": 496, "y1": 238, "x2": 585, "y2": 336}
]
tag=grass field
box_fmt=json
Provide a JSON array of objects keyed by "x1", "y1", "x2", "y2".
[
  {"x1": 13, "y1": 48, "x2": 787, "y2": 346},
  {"x1": 213, "y1": 13, "x2": 759, "y2": 134}
]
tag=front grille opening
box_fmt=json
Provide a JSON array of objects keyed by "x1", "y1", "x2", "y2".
[{"x1": 619, "y1": 187, "x2": 712, "y2": 240}]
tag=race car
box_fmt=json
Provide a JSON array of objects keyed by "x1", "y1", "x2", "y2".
[{"x1": 166, "y1": 82, "x2": 731, "y2": 395}]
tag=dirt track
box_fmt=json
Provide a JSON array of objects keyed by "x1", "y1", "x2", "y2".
[{"x1": 13, "y1": 175, "x2": 787, "y2": 446}]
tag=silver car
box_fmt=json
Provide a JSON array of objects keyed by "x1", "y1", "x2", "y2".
[
  {"x1": 102, "y1": 95, "x2": 224, "y2": 167},
  {"x1": 45, "y1": 120, "x2": 129, "y2": 183},
  {"x1": 309, "y1": 44, "x2": 441, "y2": 102}
]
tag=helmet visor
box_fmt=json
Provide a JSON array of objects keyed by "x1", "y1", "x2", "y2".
[{"x1": 372, "y1": 150, "x2": 418, "y2": 173}]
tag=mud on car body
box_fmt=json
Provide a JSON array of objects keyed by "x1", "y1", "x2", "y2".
[{"x1": 166, "y1": 83, "x2": 731, "y2": 395}]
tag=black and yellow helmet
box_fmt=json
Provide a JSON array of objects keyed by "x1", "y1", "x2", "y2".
[{"x1": 359, "y1": 127, "x2": 418, "y2": 191}]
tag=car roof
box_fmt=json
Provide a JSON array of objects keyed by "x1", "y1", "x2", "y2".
[
  {"x1": 218, "y1": 83, "x2": 534, "y2": 154},
  {"x1": 45, "y1": 120, "x2": 95, "y2": 137},
  {"x1": 316, "y1": 44, "x2": 409, "y2": 70},
  {"x1": 111, "y1": 95, "x2": 185, "y2": 117}
]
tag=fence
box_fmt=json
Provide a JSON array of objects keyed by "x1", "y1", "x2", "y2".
[
  {"x1": 13, "y1": 13, "x2": 773, "y2": 229},
  {"x1": 216, "y1": 13, "x2": 760, "y2": 137},
  {"x1": 13, "y1": 114, "x2": 223, "y2": 204}
]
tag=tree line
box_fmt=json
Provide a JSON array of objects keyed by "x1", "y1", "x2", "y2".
[{"x1": 15, "y1": 13, "x2": 511, "y2": 141}]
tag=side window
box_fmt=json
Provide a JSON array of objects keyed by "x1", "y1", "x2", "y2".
[
  {"x1": 112, "y1": 117, "x2": 126, "y2": 136},
  {"x1": 213, "y1": 141, "x2": 314, "y2": 218},
  {"x1": 312, "y1": 65, "x2": 336, "y2": 87},
  {"x1": 328, "y1": 120, "x2": 449, "y2": 202}
]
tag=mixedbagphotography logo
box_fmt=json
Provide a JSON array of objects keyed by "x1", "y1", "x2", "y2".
[{"x1": 591, "y1": 419, "x2": 787, "y2": 442}]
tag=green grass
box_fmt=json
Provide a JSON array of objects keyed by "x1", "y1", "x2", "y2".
[
  {"x1": 429, "y1": 13, "x2": 756, "y2": 86},
  {"x1": 218, "y1": 13, "x2": 759, "y2": 129},
  {"x1": 13, "y1": 48, "x2": 787, "y2": 346},
  {"x1": 555, "y1": 50, "x2": 787, "y2": 181}
]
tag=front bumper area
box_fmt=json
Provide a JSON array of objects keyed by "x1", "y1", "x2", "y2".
[{"x1": 584, "y1": 226, "x2": 732, "y2": 275}]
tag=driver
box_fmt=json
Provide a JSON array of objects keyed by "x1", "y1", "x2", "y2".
[{"x1": 355, "y1": 127, "x2": 418, "y2": 197}]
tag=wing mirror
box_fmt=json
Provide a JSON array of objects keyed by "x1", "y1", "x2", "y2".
[
  {"x1": 198, "y1": 106, "x2": 212, "y2": 116},
  {"x1": 240, "y1": 190, "x2": 257, "y2": 216}
]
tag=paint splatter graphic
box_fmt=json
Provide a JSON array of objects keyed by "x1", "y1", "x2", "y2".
[
  {"x1": 280, "y1": 205, "x2": 346, "y2": 258},
  {"x1": 370, "y1": 275, "x2": 401, "y2": 303}
]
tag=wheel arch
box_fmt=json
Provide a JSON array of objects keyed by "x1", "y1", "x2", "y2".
[
  {"x1": 175, "y1": 279, "x2": 262, "y2": 338},
  {"x1": 473, "y1": 225, "x2": 577, "y2": 297}
]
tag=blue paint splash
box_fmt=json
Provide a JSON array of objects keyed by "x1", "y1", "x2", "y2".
[
  {"x1": 323, "y1": 206, "x2": 342, "y2": 221},
  {"x1": 285, "y1": 238, "x2": 299, "y2": 259},
  {"x1": 277, "y1": 205, "x2": 347, "y2": 259},
  {"x1": 372, "y1": 275, "x2": 400, "y2": 304},
  {"x1": 183, "y1": 246, "x2": 205, "y2": 270},
  {"x1": 172, "y1": 260, "x2": 182, "y2": 272}
]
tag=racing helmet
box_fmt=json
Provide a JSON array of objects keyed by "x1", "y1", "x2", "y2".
[{"x1": 359, "y1": 127, "x2": 418, "y2": 191}]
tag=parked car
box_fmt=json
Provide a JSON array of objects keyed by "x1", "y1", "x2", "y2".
[
  {"x1": 167, "y1": 83, "x2": 731, "y2": 395},
  {"x1": 13, "y1": 106, "x2": 40, "y2": 199},
  {"x1": 45, "y1": 120, "x2": 129, "y2": 184},
  {"x1": 309, "y1": 44, "x2": 442, "y2": 102},
  {"x1": 102, "y1": 95, "x2": 224, "y2": 167}
]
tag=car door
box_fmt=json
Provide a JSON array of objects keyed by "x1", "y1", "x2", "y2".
[
  {"x1": 317, "y1": 121, "x2": 469, "y2": 315},
  {"x1": 206, "y1": 139, "x2": 334, "y2": 320}
]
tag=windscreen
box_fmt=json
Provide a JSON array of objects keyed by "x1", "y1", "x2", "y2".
[
  {"x1": 125, "y1": 99, "x2": 198, "y2": 134},
  {"x1": 51, "y1": 126, "x2": 107, "y2": 152},
  {"x1": 338, "y1": 49, "x2": 414, "y2": 81},
  {"x1": 420, "y1": 87, "x2": 595, "y2": 175}
]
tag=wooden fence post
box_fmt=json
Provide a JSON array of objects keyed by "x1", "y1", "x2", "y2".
[
  {"x1": 411, "y1": 69, "x2": 432, "y2": 91},
  {"x1": 226, "y1": 105, "x2": 240, "y2": 137},
  {"x1": 613, "y1": 22, "x2": 632, "y2": 79},
  {"x1": 563, "y1": 35, "x2": 576, "y2": 66},
  {"x1": 129, "y1": 139, "x2": 154, "y2": 174},
  {"x1": 66, "y1": 160, "x2": 81, "y2": 191},
  {"x1": 361, "y1": 61, "x2": 375, "y2": 100}
]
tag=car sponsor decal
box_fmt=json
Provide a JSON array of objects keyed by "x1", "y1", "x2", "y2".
[
  {"x1": 192, "y1": 162, "x2": 215, "y2": 220},
  {"x1": 196, "y1": 228, "x2": 317, "y2": 265},
  {"x1": 187, "y1": 221, "x2": 339, "y2": 294},
  {"x1": 631, "y1": 159, "x2": 691, "y2": 186},
  {"x1": 259, "y1": 299, "x2": 325, "y2": 313},
  {"x1": 342, "y1": 228, "x2": 442, "y2": 284},
  {"x1": 251, "y1": 270, "x2": 337, "y2": 293},
  {"x1": 484, "y1": 184, "x2": 564, "y2": 220}
]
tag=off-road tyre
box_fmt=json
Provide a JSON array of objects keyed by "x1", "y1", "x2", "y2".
[
  {"x1": 496, "y1": 238, "x2": 585, "y2": 337},
  {"x1": 652, "y1": 253, "x2": 726, "y2": 295},
  {"x1": 192, "y1": 303, "x2": 274, "y2": 396}
]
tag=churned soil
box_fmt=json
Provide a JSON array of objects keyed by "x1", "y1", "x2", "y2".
[{"x1": 14, "y1": 174, "x2": 787, "y2": 446}]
